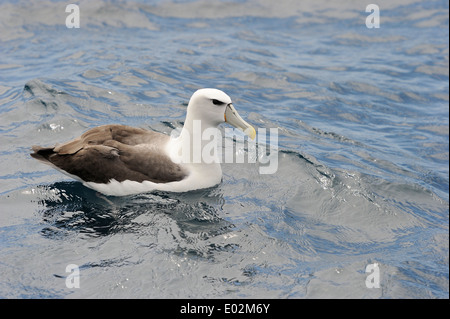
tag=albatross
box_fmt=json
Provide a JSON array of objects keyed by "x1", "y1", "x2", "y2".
[{"x1": 31, "y1": 88, "x2": 256, "y2": 196}]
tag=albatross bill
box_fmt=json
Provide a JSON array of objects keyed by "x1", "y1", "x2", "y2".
[
  {"x1": 31, "y1": 88, "x2": 256, "y2": 196},
  {"x1": 225, "y1": 103, "x2": 256, "y2": 140}
]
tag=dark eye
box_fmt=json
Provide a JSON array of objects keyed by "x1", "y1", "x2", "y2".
[{"x1": 212, "y1": 99, "x2": 225, "y2": 106}]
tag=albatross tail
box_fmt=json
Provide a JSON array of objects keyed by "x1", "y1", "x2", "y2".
[{"x1": 30, "y1": 146, "x2": 56, "y2": 163}]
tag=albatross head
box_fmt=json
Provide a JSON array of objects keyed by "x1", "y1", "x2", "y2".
[{"x1": 186, "y1": 88, "x2": 256, "y2": 140}]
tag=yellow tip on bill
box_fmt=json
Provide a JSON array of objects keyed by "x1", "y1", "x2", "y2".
[{"x1": 245, "y1": 126, "x2": 256, "y2": 140}]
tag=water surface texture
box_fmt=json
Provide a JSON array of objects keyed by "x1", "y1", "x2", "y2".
[{"x1": 0, "y1": 0, "x2": 448, "y2": 298}]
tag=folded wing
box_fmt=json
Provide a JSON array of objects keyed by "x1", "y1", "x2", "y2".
[{"x1": 31, "y1": 125, "x2": 187, "y2": 184}]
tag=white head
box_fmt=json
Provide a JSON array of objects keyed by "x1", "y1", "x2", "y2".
[
  {"x1": 185, "y1": 88, "x2": 256, "y2": 139},
  {"x1": 186, "y1": 88, "x2": 232, "y2": 126}
]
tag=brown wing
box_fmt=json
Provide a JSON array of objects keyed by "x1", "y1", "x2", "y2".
[{"x1": 31, "y1": 125, "x2": 187, "y2": 184}]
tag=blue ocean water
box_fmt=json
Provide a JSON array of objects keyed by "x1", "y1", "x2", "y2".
[{"x1": 0, "y1": 0, "x2": 448, "y2": 298}]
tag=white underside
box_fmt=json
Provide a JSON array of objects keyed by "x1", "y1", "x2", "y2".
[{"x1": 83, "y1": 162, "x2": 222, "y2": 196}]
